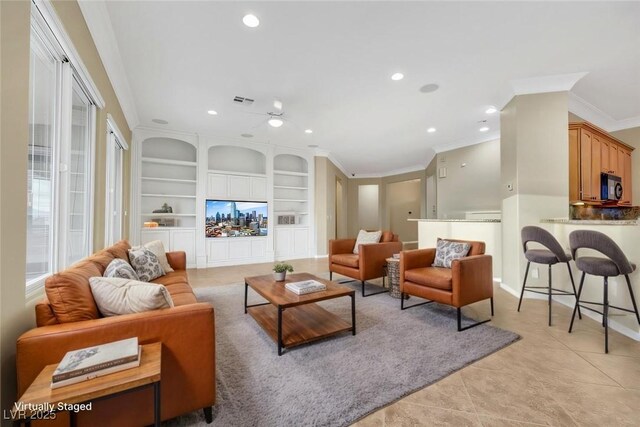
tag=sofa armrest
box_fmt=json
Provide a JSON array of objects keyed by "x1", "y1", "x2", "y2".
[
  {"x1": 329, "y1": 239, "x2": 356, "y2": 257},
  {"x1": 166, "y1": 251, "x2": 186, "y2": 270},
  {"x1": 359, "y1": 241, "x2": 403, "y2": 279},
  {"x1": 452, "y1": 255, "x2": 494, "y2": 307},
  {"x1": 17, "y1": 303, "x2": 215, "y2": 398},
  {"x1": 400, "y1": 248, "x2": 436, "y2": 272}
]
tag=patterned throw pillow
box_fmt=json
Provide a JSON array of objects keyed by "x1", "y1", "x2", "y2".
[
  {"x1": 89, "y1": 277, "x2": 174, "y2": 317},
  {"x1": 432, "y1": 239, "x2": 471, "y2": 268},
  {"x1": 104, "y1": 258, "x2": 139, "y2": 280},
  {"x1": 128, "y1": 248, "x2": 165, "y2": 282},
  {"x1": 353, "y1": 229, "x2": 382, "y2": 255},
  {"x1": 130, "y1": 240, "x2": 174, "y2": 273}
]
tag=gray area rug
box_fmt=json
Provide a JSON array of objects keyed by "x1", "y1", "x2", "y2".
[{"x1": 168, "y1": 280, "x2": 519, "y2": 427}]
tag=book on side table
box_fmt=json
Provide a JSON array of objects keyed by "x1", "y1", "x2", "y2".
[
  {"x1": 51, "y1": 337, "x2": 141, "y2": 389},
  {"x1": 285, "y1": 280, "x2": 327, "y2": 295}
]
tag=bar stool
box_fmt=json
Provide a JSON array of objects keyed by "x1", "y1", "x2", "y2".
[
  {"x1": 569, "y1": 230, "x2": 640, "y2": 353},
  {"x1": 518, "y1": 226, "x2": 581, "y2": 326}
]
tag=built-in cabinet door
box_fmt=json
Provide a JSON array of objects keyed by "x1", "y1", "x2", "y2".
[
  {"x1": 172, "y1": 229, "x2": 196, "y2": 265},
  {"x1": 600, "y1": 138, "x2": 610, "y2": 173},
  {"x1": 590, "y1": 135, "x2": 601, "y2": 201},
  {"x1": 621, "y1": 149, "x2": 632, "y2": 204},
  {"x1": 580, "y1": 129, "x2": 593, "y2": 200},
  {"x1": 207, "y1": 173, "x2": 228, "y2": 198},
  {"x1": 141, "y1": 230, "x2": 171, "y2": 249},
  {"x1": 274, "y1": 228, "x2": 291, "y2": 258},
  {"x1": 292, "y1": 228, "x2": 309, "y2": 257},
  {"x1": 228, "y1": 176, "x2": 251, "y2": 199},
  {"x1": 251, "y1": 177, "x2": 267, "y2": 200},
  {"x1": 609, "y1": 143, "x2": 619, "y2": 176}
]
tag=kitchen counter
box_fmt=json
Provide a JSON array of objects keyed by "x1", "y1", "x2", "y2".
[{"x1": 541, "y1": 218, "x2": 638, "y2": 226}]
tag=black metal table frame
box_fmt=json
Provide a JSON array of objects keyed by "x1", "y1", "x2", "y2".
[
  {"x1": 15, "y1": 381, "x2": 160, "y2": 427},
  {"x1": 244, "y1": 281, "x2": 356, "y2": 356}
]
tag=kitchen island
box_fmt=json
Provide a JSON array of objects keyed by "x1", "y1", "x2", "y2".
[{"x1": 409, "y1": 219, "x2": 502, "y2": 279}]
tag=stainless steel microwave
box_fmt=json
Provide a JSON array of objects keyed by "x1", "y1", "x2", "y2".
[{"x1": 601, "y1": 173, "x2": 623, "y2": 200}]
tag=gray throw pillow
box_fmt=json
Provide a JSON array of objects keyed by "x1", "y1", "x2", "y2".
[
  {"x1": 89, "y1": 277, "x2": 174, "y2": 317},
  {"x1": 432, "y1": 239, "x2": 471, "y2": 268},
  {"x1": 104, "y1": 258, "x2": 139, "y2": 281},
  {"x1": 128, "y1": 248, "x2": 165, "y2": 282}
]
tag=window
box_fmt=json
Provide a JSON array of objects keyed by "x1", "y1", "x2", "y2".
[
  {"x1": 105, "y1": 117, "x2": 127, "y2": 246},
  {"x1": 26, "y1": 3, "x2": 99, "y2": 293}
]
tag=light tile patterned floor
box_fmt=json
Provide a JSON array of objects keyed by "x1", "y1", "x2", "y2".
[{"x1": 188, "y1": 258, "x2": 640, "y2": 426}]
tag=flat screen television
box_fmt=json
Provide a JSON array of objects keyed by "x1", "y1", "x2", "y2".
[{"x1": 205, "y1": 200, "x2": 268, "y2": 238}]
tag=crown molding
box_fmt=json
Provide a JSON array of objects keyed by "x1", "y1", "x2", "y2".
[
  {"x1": 352, "y1": 164, "x2": 427, "y2": 179},
  {"x1": 433, "y1": 134, "x2": 500, "y2": 154},
  {"x1": 568, "y1": 92, "x2": 640, "y2": 132},
  {"x1": 510, "y1": 72, "x2": 588, "y2": 96},
  {"x1": 78, "y1": 0, "x2": 139, "y2": 130}
]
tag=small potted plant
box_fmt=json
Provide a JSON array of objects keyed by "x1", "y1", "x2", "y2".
[{"x1": 273, "y1": 262, "x2": 294, "y2": 281}]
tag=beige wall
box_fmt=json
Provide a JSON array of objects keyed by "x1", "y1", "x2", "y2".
[
  {"x1": 386, "y1": 179, "x2": 421, "y2": 243},
  {"x1": 0, "y1": 0, "x2": 131, "y2": 412},
  {"x1": 436, "y1": 139, "x2": 501, "y2": 218},
  {"x1": 314, "y1": 156, "x2": 349, "y2": 256}
]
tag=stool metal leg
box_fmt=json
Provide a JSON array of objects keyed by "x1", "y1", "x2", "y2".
[
  {"x1": 569, "y1": 272, "x2": 586, "y2": 333},
  {"x1": 517, "y1": 261, "x2": 531, "y2": 312},
  {"x1": 548, "y1": 264, "x2": 552, "y2": 326},
  {"x1": 624, "y1": 275, "x2": 640, "y2": 325},
  {"x1": 567, "y1": 262, "x2": 582, "y2": 319},
  {"x1": 603, "y1": 276, "x2": 609, "y2": 353}
]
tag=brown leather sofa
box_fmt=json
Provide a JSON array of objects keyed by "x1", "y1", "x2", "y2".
[
  {"x1": 329, "y1": 231, "x2": 402, "y2": 296},
  {"x1": 16, "y1": 240, "x2": 215, "y2": 426},
  {"x1": 399, "y1": 239, "x2": 494, "y2": 331}
]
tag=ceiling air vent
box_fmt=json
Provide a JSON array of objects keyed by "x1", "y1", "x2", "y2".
[{"x1": 233, "y1": 96, "x2": 255, "y2": 105}]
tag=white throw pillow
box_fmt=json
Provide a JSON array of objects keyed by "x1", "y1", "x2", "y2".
[
  {"x1": 130, "y1": 240, "x2": 174, "y2": 273},
  {"x1": 128, "y1": 247, "x2": 165, "y2": 282},
  {"x1": 353, "y1": 229, "x2": 382, "y2": 255},
  {"x1": 89, "y1": 277, "x2": 174, "y2": 317}
]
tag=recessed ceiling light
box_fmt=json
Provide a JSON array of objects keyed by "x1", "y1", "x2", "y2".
[
  {"x1": 419, "y1": 83, "x2": 439, "y2": 93},
  {"x1": 241, "y1": 133, "x2": 253, "y2": 138},
  {"x1": 391, "y1": 73, "x2": 404, "y2": 81},
  {"x1": 242, "y1": 14, "x2": 260, "y2": 28},
  {"x1": 152, "y1": 119, "x2": 168, "y2": 125},
  {"x1": 268, "y1": 117, "x2": 284, "y2": 128},
  {"x1": 427, "y1": 127, "x2": 436, "y2": 133},
  {"x1": 305, "y1": 129, "x2": 313, "y2": 134},
  {"x1": 207, "y1": 110, "x2": 218, "y2": 115},
  {"x1": 485, "y1": 106, "x2": 497, "y2": 114},
  {"x1": 308, "y1": 144, "x2": 319, "y2": 148},
  {"x1": 479, "y1": 126, "x2": 490, "y2": 132}
]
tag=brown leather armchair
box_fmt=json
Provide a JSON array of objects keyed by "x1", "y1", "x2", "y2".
[
  {"x1": 399, "y1": 239, "x2": 494, "y2": 331},
  {"x1": 329, "y1": 231, "x2": 402, "y2": 297}
]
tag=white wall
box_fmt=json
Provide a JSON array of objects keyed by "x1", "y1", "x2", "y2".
[{"x1": 436, "y1": 139, "x2": 501, "y2": 218}]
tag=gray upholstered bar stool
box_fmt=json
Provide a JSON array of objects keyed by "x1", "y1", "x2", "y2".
[
  {"x1": 569, "y1": 230, "x2": 640, "y2": 353},
  {"x1": 518, "y1": 226, "x2": 581, "y2": 326}
]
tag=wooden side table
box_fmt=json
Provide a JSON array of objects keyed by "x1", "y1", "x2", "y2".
[{"x1": 13, "y1": 342, "x2": 161, "y2": 427}]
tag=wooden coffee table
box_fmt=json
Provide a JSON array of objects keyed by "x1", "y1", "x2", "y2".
[{"x1": 244, "y1": 273, "x2": 356, "y2": 355}]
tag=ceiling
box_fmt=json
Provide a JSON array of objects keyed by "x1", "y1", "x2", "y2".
[{"x1": 95, "y1": 1, "x2": 640, "y2": 175}]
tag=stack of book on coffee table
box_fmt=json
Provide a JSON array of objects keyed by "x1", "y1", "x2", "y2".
[
  {"x1": 285, "y1": 279, "x2": 327, "y2": 295},
  {"x1": 51, "y1": 337, "x2": 142, "y2": 389}
]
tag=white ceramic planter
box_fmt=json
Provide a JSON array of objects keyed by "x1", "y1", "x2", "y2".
[{"x1": 274, "y1": 272, "x2": 286, "y2": 281}]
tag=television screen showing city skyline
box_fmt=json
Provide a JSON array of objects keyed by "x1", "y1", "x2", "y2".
[{"x1": 205, "y1": 200, "x2": 268, "y2": 238}]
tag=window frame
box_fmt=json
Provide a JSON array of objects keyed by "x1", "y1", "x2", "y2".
[{"x1": 105, "y1": 114, "x2": 128, "y2": 246}]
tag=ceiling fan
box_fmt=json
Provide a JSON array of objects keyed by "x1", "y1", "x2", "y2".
[{"x1": 237, "y1": 98, "x2": 290, "y2": 129}]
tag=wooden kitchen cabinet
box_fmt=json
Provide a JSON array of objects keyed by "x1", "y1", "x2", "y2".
[{"x1": 569, "y1": 122, "x2": 634, "y2": 204}]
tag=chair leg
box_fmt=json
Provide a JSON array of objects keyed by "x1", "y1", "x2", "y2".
[
  {"x1": 517, "y1": 261, "x2": 531, "y2": 312},
  {"x1": 569, "y1": 272, "x2": 586, "y2": 333},
  {"x1": 490, "y1": 297, "x2": 494, "y2": 316},
  {"x1": 361, "y1": 280, "x2": 389, "y2": 297},
  {"x1": 329, "y1": 271, "x2": 333, "y2": 281},
  {"x1": 457, "y1": 304, "x2": 492, "y2": 331},
  {"x1": 203, "y1": 407, "x2": 213, "y2": 424},
  {"x1": 624, "y1": 275, "x2": 640, "y2": 326},
  {"x1": 604, "y1": 276, "x2": 609, "y2": 353},
  {"x1": 567, "y1": 262, "x2": 582, "y2": 319},
  {"x1": 548, "y1": 264, "x2": 553, "y2": 326},
  {"x1": 401, "y1": 292, "x2": 405, "y2": 310}
]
